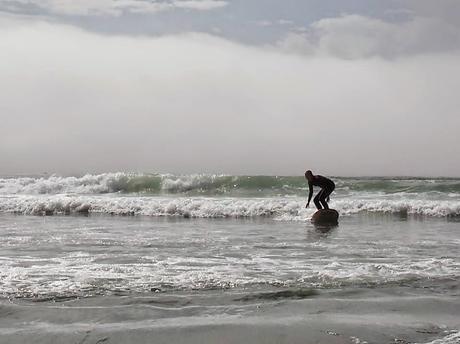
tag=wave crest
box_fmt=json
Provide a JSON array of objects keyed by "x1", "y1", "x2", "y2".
[
  {"x1": 2, "y1": 173, "x2": 460, "y2": 196},
  {"x1": 1, "y1": 195, "x2": 459, "y2": 218}
]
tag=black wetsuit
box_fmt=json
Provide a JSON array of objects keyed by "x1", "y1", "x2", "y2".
[{"x1": 308, "y1": 175, "x2": 335, "y2": 210}]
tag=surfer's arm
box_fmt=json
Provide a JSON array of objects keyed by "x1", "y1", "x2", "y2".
[{"x1": 306, "y1": 183, "x2": 313, "y2": 207}]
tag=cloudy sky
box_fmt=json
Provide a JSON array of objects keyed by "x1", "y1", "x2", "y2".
[{"x1": 1, "y1": 0, "x2": 459, "y2": 176}]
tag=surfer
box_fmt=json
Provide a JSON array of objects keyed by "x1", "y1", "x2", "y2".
[{"x1": 305, "y1": 170, "x2": 335, "y2": 210}]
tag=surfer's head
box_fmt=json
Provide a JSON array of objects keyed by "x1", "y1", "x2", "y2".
[{"x1": 305, "y1": 170, "x2": 313, "y2": 181}]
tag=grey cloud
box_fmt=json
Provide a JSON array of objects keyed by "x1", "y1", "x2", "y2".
[
  {"x1": 277, "y1": 14, "x2": 460, "y2": 59},
  {"x1": 0, "y1": 1, "x2": 421, "y2": 46},
  {"x1": 173, "y1": 0, "x2": 227, "y2": 11},
  {"x1": 1, "y1": 18, "x2": 459, "y2": 176},
  {"x1": 401, "y1": 0, "x2": 460, "y2": 26},
  {"x1": 0, "y1": 0, "x2": 228, "y2": 17}
]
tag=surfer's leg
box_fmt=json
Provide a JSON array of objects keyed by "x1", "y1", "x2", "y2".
[
  {"x1": 314, "y1": 190, "x2": 324, "y2": 210},
  {"x1": 319, "y1": 188, "x2": 332, "y2": 210}
]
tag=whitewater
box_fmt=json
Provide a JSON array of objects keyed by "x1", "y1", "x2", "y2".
[{"x1": 1, "y1": 173, "x2": 459, "y2": 219}]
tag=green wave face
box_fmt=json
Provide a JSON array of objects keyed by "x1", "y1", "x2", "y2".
[
  {"x1": 105, "y1": 174, "x2": 460, "y2": 196},
  {"x1": 335, "y1": 178, "x2": 460, "y2": 194},
  {"x1": 107, "y1": 175, "x2": 163, "y2": 193},
  {"x1": 107, "y1": 175, "x2": 308, "y2": 196}
]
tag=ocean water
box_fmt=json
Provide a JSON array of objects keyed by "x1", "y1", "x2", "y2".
[{"x1": 0, "y1": 173, "x2": 459, "y2": 343}]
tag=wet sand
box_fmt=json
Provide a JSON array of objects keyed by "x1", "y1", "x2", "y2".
[{"x1": 1, "y1": 286, "x2": 459, "y2": 344}]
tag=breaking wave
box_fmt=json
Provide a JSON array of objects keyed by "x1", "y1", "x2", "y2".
[
  {"x1": 0, "y1": 173, "x2": 459, "y2": 219},
  {"x1": 0, "y1": 173, "x2": 305, "y2": 196},
  {"x1": 1, "y1": 173, "x2": 460, "y2": 196},
  {"x1": 1, "y1": 195, "x2": 459, "y2": 219}
]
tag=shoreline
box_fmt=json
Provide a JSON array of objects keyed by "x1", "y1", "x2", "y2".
[{"x1": 1, "y1": 286, "x2": 458, "y2": 344}]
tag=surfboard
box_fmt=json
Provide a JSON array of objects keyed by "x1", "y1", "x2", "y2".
[{"x1": 311, "y1": 209, "x2": 339, "y2": 225}]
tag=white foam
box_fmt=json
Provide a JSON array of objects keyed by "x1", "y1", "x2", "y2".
[
  {"x1": 336, "y1": 199, "x2": 460, "y2": 217},
  {"x1": 0, "y1": 173, "x2": 128, "y2": 195},
  {"x1": 160, "y1": 174, "x2": 227, "y2": 193},
  {"x1": 0, "y1": 252, "x2": 458, "y2": 298},
  {"x1": 416, "y1": 331, "x2": 460, "y2": 344},
  {"x1": 0, "y1": 194, "x2": 459, "y2": 218},
  {"x1": 0, "y1": 194, "x2": 307, "y2": 218},
  {"x1": 307, "y1": 258, "x2": 460, "y2": 286}
]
